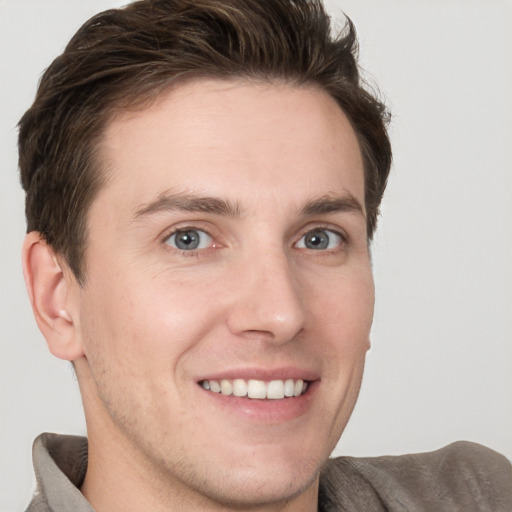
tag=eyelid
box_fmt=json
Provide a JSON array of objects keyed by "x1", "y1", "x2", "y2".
[
  {"x1": 167, "y1": 229, "x2": 212, "y2": 249},
  {"x1": 158, "y1": 221, "x2": 347, "y2": 254},
  {"x1": 161, "y1": 223, "x2": 219, "y2": 254},
  {"x1": 294, "y1": 224, "x2": 348, "y2": 250}
]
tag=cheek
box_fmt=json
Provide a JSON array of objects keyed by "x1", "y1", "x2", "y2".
[
  {"x1": 78, "y1": 268, "x2": 222, "y2": 373},
  {"x1": 307, "y1": 264, "x2": 374, "y2": 344},
  {"x1": 76, "y1": 273, "x2": 218, "y2": 428}
]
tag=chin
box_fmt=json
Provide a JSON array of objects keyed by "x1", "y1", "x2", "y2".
[
  {"x1": 191, "y1": 462, "x2": 320, "y2": 509},
  {"x1": 171, "y1": 438, "x2": 327, "y2": 509}
]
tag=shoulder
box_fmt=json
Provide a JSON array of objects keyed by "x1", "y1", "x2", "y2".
[{"x1": 320, "y1": 442, "x2": 512, "y2": 512}]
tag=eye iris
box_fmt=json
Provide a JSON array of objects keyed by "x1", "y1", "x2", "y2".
[
  {"x1": 175, "y1": 230, "x2": 200, "y2": 250},
  {"x1": 305, "y1": 230, "x2": 329, "y2": 250}
]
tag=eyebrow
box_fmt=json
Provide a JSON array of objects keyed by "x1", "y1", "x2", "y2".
[
  {"x1": 133, "y1": 191, "x2": 364, "y2": 220},
  {"x1": 300, "y1": 194, "x2": 364, "y2": 217},
  {"x1": 134, "y1": 192, "x2": 243, "y2": 219}
]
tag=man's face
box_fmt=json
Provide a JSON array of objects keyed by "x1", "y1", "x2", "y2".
[{"x1": 72, "y1": 79, "x2": 374, "y2": 508}]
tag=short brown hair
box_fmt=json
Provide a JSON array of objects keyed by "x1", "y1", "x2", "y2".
[{"x1": 18, "y1": 0, "x2": 391, "y2": 283}]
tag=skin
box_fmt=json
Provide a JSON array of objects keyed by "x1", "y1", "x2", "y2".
[{"x1": 24, "y1": 79, "x2": 374, "y2": 512}]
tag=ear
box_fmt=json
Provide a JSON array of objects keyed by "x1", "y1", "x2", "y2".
[{"x1": 22, "y1": 232, "x2": 84, "y2": 361}]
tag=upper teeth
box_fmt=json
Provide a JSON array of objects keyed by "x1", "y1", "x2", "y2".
[{"x1": 200, "y1": 378, "x2": 308, "y2": 400}]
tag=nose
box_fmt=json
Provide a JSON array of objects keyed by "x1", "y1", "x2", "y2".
[{"x1": 225, "y1": 248, "x2": 306, "y2": 344}]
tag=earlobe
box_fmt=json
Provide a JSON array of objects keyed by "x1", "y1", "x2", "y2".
[{"x1": 22, "y1": 232, "x2": 84, "y2": 361}]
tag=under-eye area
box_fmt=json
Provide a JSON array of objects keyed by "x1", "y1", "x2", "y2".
[{"x1": 199, "y1": 378, "x2": 310, "y2": 400}]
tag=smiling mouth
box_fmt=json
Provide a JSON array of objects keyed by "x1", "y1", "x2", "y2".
[{"x1": 199, "y1": 378, "x2": 309, "y2": 400}]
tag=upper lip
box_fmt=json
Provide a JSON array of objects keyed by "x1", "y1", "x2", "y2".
[{"x1": 197, "y1": 367, "x2": 320, "y2": 383}]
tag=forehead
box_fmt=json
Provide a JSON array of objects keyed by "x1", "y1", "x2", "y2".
[{"x1": 95, "y1": 78, "x2": 365, "y2": 215}]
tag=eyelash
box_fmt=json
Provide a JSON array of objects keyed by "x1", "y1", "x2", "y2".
[
  {"x1": 162, "y1": 225, "x2": 217, "y2": 257},
  {"x1": 161, "y1": 223, "x2": 347, "y2": 256},
  {"x1": 295, "y1": 224, "x2": 347, "y2": 252}
]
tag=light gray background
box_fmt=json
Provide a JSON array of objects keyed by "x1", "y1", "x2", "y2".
[{"x1": 1, "y1": 1, "x2": 511, "y2": 510}]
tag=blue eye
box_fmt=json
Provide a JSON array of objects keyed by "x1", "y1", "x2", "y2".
[
  {"x1": 296, "y1": 229, "x2": 342, "y2": 250},
  {"x1": 165, "y1": 229, "x2": 212, "y2": 251}
]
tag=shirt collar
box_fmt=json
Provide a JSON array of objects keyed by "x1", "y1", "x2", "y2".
[{"x1": 32, "y1": 433, "x2": 94, "y2": 512}]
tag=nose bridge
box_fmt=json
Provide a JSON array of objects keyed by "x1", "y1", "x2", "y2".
[{"x1": 226, "y1": 242, "x2": 306, "y2": 343}]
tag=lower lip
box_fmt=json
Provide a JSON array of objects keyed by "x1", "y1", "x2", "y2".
[{"x1": 198, "y1": 381, "x2": 318, "y2": 424}]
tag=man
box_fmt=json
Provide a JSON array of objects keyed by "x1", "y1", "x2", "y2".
[{"x1": 16, "y1": 0, "x2": 511, "y2": 510}]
